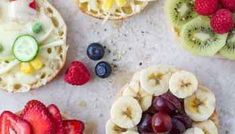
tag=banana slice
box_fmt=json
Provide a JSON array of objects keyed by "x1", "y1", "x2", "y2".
[
  {"x1": 184, "y1": 86, "x2": 216, "y2": 121},
  {"x1": 106, "y1": 119, "x2": 127, "y2": 134},
  {"x1": 193, "y1": 120, "x2": 218, "y2": 134},
  {"x1": 122, "y1": 72, "x2": 153, "y2": 111},
  {"x1": 111, "y1": 96, "x2": 142, "y2": 129},
  {"x1": 122, "y1": 130, "x2": 139, "y2": 134},
  {"x1": 140, "y1": 66, "x2": 172, "y2": 95},
  {"x1": 169, "y1": 71, "x2": 198, "y2": 98},
  {"x1": 184, "y1": 127, "x2": 204, "y2": 134}
]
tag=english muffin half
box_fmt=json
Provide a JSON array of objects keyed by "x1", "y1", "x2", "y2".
[{"x1": 0, "y1": 0, "x2": 68, "y2": 92}]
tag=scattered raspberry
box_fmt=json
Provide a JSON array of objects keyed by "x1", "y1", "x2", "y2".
[
  {"x1": 210, "y1": 9, "x2": 234, "y2": 34},
  {"x1": 64, "y1": 61, "x2": 91, "y2": 86},
  {"x1": 220, "y1": 0, "x2": 235, "y2": 11},
  {"x1": 195, "y1": 0, "x2": 218, "y2": 15}
]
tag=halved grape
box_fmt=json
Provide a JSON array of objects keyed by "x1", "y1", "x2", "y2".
[
  {"x1": 137, "y1": 113, "x2": 153, "y2": 133},
  {"x1": 169, "y1": 118, "x2": 186, "y2": 134},
  {"x1": 152, "y1": 112, "x2": 172, "y2": 133}
]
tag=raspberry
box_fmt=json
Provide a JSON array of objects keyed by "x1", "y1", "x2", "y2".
[
  {"x1": 210, "y1": 9, "x2": 234, "y2": 34},
  {"x1": 220, "y1": 0, "x2": 235, "y2": 11},
  {"x1": 195, "y1": 0, "x2": 218, "y2": 15},
  {"x1": 64, "y1": 61, "x2": 91, "y2": 86}
]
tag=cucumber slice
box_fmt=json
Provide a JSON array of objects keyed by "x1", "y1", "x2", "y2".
[{"x1": 13, "y1": 35, "x2": 39, "y2": 62}]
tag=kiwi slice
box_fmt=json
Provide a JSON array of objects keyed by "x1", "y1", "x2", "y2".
[
  {"x1": 180, "y1": 17, "x2": 228, "y2": 56},
  {"x1": 219, "y1": 30, "x2": 235, "y2": 59},
  {"x1": 165, "y1": 0, "x2": 197, "y2": 32}
]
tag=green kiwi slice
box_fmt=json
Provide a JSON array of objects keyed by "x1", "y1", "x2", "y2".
[
  {"x1": 219, "y1": 30, "x2": 235, "y2": 60},
  {"x1": 165, "y1": 0, "x2": 197, "y2": 33},
  {"x1": 180, "y1": 17, "x2": 228, "y2": 56}
]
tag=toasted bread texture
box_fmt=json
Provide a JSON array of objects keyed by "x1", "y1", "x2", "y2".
[
  {"x1": 0, "y1": 0, "x2": 68, "y2": 92},
  {"x1": 73, "y1": 0, "x2": 148, "y2": 20}
]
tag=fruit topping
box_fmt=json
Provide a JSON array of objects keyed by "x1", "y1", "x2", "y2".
[
  {"x1": 220, "y1": 0, "x2": 235, "y2": 11},
  {"x1": 111, "y1": 96, "x2": 142, "y2": 129},
  {"x1": 102, "y1": 0, "x2": 115, "y2": 11},
  {"x1": 115, "y1": 0, "x2": 127, "y2": 7},
  {"x1": 32, "y1": 22, "x2": 43, "y2": 34},
  {"x1": 0, "y1": 111, "x2": 32, "y2": 134},
  {"x1": 180, "y1": 17, "x2": 227, "y2": 56},
  {"x1": 137, "y1": 113, "x2": 153, "y2": 133},
  {"x1": 30, "y1": 56, "x2": 43, "y2": 70},
  {"x1": 29, "y1": 0, "x2": 37, "y2": 10},
  {"x1": 87, "y1": 43, "x2": 105, "y2": 61},
  {"x1": 153, "y1": 96, "x2": 175, "y2": 114},
  {"x1": 48, "y1": 104, "x2": 64, "y2": 134},
  {"x1": 20, "y1": 100, "x2": 54, "y2": 134},
  {"x1": 169, "y1": 71, "x2": 198, "y2": 98},
  {"x1": 184, "y1": 127, "x2": 204, "y2": 134},
  {"x1": 64, "y1": 61, "x2": 91, "y2": 86},
  {"x1": 20, "y1": 62, "x2": 34, "y2": 74},
  {"x1": 173, "y1": 114, "x2": 192, "y2": 129},
  {"x1": 194, "y1": 0, "x2": 218, "y2": 15},
  {"x1": 161, "y1": 92, "x2": 183, "y2": 113},
  {"x1": 95, "y1": 61, "x2": 112, "y2": 78},
  {"x1": 184, "y1": 86, "x2": 216, "y2": 122},
  {"x1": 193, "y1": 120, "x2": 218, "y2": 134},
  {"x1": 169, "y1": 118, "x2": 186, "y2": 134},
  {"x1": 63, "y1": 120, "x2": 85, "y2": 134},
  {"x1": 210, "y1": 9, "x2": 234, "y2": 34},
  {"x1": 151, "y1": 112, "x2": 172, "y2": 133}
]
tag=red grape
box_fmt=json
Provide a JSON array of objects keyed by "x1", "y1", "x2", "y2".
[
  {"x1": 153, "y1": 96, "x2": 175, "y2": 114},
  {"x1": 173, "y1": 114, "x2": 192, "y2": 129},
  {"x1": 161, "y1": 93, "x2": 183, "y2": 113},
  {"x1": 137, "y1": 113, "x2": 153, "y2": 133},
  {"x1": 169, "y1": 118, "x2": 186, "y2": 134},
  {"x1": 151, "y1": 112, "x2": 172, "y2": 133}
]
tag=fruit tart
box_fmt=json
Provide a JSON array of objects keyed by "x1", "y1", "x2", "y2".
[
  {"x1": 0, "y1": 100, "x2": 85, "y2": 134},
  {"x1": 74, "y1": 0, "x2": 152, "y2": 20},
  {"x1": 106, "y1": 65, "x2": 219, "y2": 134},
  {"x1": 0, "y1": 0, "x2": 68, "y2": 92},
  {"x1": 165, "y1": 0, "x2": 235, "y2": 60}
]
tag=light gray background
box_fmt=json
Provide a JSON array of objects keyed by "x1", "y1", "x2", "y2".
[{"x1": 0, "y1": 0, "x2": 234, "y2": 133}]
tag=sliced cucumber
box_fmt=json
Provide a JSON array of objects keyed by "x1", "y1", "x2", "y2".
[{"x1": 13, "y1": 35, "x2": 39, "y2": 62}]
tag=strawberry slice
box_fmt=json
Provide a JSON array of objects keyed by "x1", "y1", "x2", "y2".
[
  {"x1": 47, "y1": 104, "x2": 64, "y2": 134},
  {"x1": 0, "y1": 111, "x2": 32, "y2": 134},
  {"x1": 63, "y1": 120, "x2": 85, "y2": 134},
  {"x1": 29, "y1": 0, "x2": 37, "y2": 10},
  {"x1": 20, "y1": 100, "x2": 55, "y2": 134}
]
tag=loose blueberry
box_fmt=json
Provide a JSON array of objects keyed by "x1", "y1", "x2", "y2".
[
  {"x1": 87, "y1": 43, "x2": 105, "y2": 61},
  {"x1": 95, "y1": 61, "x2": 112, "y2": 78}
]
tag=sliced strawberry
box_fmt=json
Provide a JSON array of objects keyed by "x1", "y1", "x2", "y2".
[
  {"x1": 63, "y1": 120, "x2": 85, "y2": 134},
  {"x1": 0, "y1": 111, "x2": 32, "y2": 134},
  {"x1": 47, "y1": 104, "x2": 64, "y2": 134},
  {"x1": 29, "y1": 0, "x2": 37, "y2": 10},
  {"x1": 20, "y1": 100, "x2": 55, "y2": 134}
]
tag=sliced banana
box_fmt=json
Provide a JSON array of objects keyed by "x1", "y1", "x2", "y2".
[
  {"x1": 111, "y1": 96, "x2": 142, "y2": 129},
  {"x1": 106, "y1": 119, "x2": 127, "y2": 134},
  {"x1": 122, "y1": 130, "x2": 139, "y2": 134},
  {"x1": 122, "y1": 72, "x2": 152, "y2": 111},
  {"x1": 169, "y1": 70, "x2": 198, "y2": 98},
  {"x1": 193, "y1": 120, "x2": 218, "y2": 134},
  {"x1": 184, "y1": 86, "x2": 216, "y2": 121},
  {"x1": 184, "y1": 127, "x2": 205, "y2": 134},
  {"x1": 140, "y1": 66, "x2": 172, "y2": 95}
]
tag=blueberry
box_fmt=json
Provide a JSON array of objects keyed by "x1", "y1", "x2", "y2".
[
  {"x1": 95, "y1": 61, "x2": 112, "y2": 78},
  {"x1": 87, "y1": 43, "x2": 105, "y2": 61}
]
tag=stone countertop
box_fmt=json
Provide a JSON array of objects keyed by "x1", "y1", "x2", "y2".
[{"x1": 0, "y1": 0, "x2": 235, "y2": 133}]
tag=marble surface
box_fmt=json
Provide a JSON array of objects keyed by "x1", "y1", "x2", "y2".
[{"x1": 0, "y1": 0, "x2": 235, "y2": 133}]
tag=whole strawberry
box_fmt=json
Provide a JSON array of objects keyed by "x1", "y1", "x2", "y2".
[
  {"x1": 220, "y1": 0, "x2": 235, "y2": 11},
  {"x1": 211, "y1": 9, "x2": 234, "y2": 34},
  {"x1": 64, "y1": 61, "x2": 91, "y2": 86},
  {"x1": 195, "y1": 0, "x2": 218, "y2": 15}
]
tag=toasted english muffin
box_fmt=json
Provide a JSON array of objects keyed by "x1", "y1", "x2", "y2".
[
  {"x1": 106, "y1": 65, "x2": 220, "y2": 134},
  {"x1": 74, "y1": 0, "x2": 149, "y2": 20},
  {"x1": 0, "y1": 0, "x2": 68, "y2": 92}
]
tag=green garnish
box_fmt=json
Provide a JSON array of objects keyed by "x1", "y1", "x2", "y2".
[
  {"x1": 0, "y1": 44, "x2": 3, "y2": 53},
  {"x1": 32, "y1": 22, "x2": 43, "y2": 34}
]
